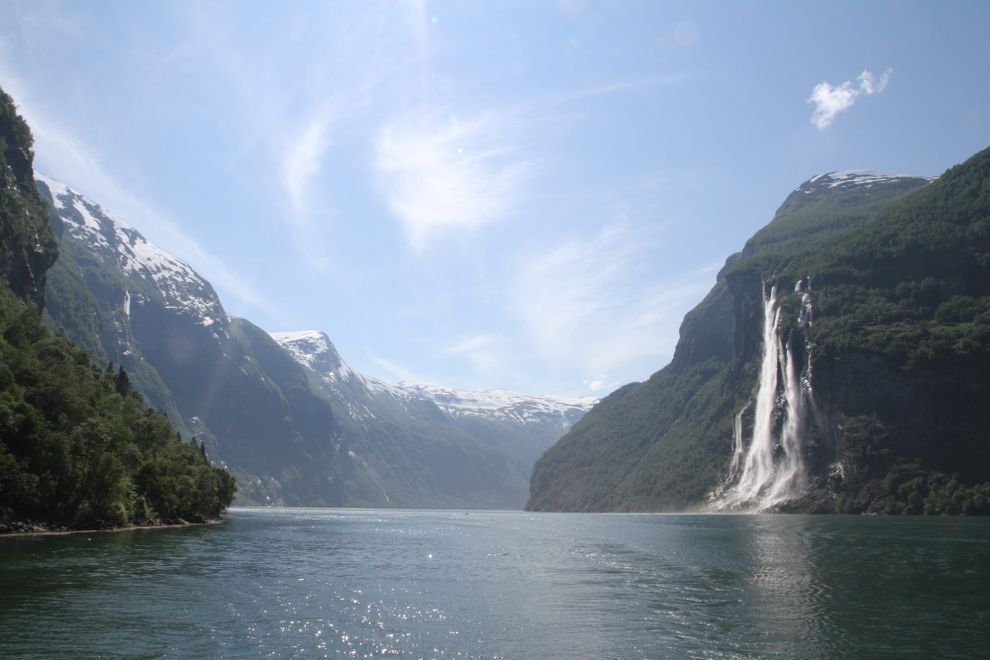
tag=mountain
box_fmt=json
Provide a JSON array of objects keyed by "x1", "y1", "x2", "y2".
[
  {"x1": 272, "y1": 331, "x2": 594, "y2": 508},
  {"x1": 38, "y1": 176, "x2": 590, "y2": 508},
  {"x1": 0, "y1": 87, "x2": 234, "y2": 532},
  {"x1": 528, "y1": 150, "x2": 990, "y2": 515},
  {"x1": 38, "y1": 174, "x2": 357, "y2": 506}
]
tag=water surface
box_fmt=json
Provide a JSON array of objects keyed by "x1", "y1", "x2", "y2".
[{"x1": 2, "y1": 509, "x2": 988, "y2": 657}]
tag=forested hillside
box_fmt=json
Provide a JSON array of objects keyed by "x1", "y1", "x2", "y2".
[{"x1": 0, "y1": 88, "x2": 235, "y2": 532}]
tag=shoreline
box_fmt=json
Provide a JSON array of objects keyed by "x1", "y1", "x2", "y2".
[{"x1": 0, "y1": 517, "x2": 226, "y2": 538}]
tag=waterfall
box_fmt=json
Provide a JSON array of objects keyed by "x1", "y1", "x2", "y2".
[
  {"x1": 727, "y1": 403, "x2": 749, "y2": 481},
  {"x1": 713, "y1": 282, "x2": 812, "y2": 512},
  {"x1": 709, "y1": 402, "x2": 750, "y2": 502}
]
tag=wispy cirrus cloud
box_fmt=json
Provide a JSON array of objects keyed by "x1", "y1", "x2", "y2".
[
  {"x1": 443, "y1": 333, "x2": 504, "y2": 374},
  {"x1": 374, "y1": 112, "x2": 534, "y2": 250},
  {"x1": 173, "y1": 2, "x2": 404, "y2": 272},
  {"x1": 274, "y1": 111, "x2": 340, "y2": 272},
  {"x1": 513, "y1": 223, "x2": 715, "y2": 388},
  {"x1": 808, "y1": 68, "x2": 892, "y2": 129},
  {"x1": 366, "y1": 350, "x2": 433, "y2": 385},
  {"x1": 281, "y1": 114, "x2": 335, "y2": 217}
]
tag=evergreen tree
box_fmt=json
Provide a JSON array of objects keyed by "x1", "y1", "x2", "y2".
[{"x1": 114, "y1": 365, "x2": 131, "y2": 396}]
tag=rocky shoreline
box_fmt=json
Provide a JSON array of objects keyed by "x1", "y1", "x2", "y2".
[{"x1": 0, "y1": 517, "x2": 225, "y2": 537}]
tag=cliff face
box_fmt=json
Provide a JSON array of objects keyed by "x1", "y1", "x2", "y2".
[
  {"x1": 0, "y1": 90, "x2": 57, "y2": 308},
  {"x1": 529, "y1": 150, "x2": 990, "y2": 514}
]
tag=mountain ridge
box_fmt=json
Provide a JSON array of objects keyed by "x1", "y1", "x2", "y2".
[
  {"x1": 271, "y1": 329, "x2": 594, "y2": 508},
  {"x1": 38, "y1": 174, "x2": 588, "y2": 509}
]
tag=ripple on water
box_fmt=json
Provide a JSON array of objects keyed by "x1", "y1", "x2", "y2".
[{"x1": 2, "y1": 511, "x2": 989, "y2": 658}]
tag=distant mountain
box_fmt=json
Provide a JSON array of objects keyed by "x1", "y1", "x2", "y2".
[
  {"x1": 37, "y1": 176, "x2": 590, "y2": 508},
  {"x1": 528, "y1": 149, "x2": 990, "y2": 514},
  {"x1": 272, "y1": 330, "x2": 594, "y2": 508}
]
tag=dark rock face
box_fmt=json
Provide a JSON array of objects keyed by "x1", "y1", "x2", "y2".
[
  {"x1": 529, "y1": 152, "x2": 990, "y2": 514},
  {"x1": 0, "y1": 90, "x2": 57, "y2": 308}
]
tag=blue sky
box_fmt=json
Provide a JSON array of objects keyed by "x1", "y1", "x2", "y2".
[{"x1": 1, "y1": 1, "x2": 988, "y2": 397}]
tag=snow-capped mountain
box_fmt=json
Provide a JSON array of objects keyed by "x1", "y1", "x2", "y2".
[
  {"x1": 37, "y1": 175, "x2": 350, "y2": 508},
  {"x1": 271, "y1": 330, "x2": 346, "y2": 374},
  {"x1": 770, "y1": 170, "x2": 937, "y2": 223},
  {"x1": 270, "y1": 329, "x2": 393, "y2": 423},
  {"x1": 37, "y1": 173, "x2": 227, "y2": 333},
  {"x1": 393, "y1": 382, "x2": 594, "y2": 427},
  {"x1": 271, "y1": 331, "x2": 594, "y2": 508},
  {"x1": 38, "y1": 173, "x2": 583, "y2": 509},
  {"x1": 271, "y1": 330, "x2": 595, "y2": 433},
  {"x1": 794, "y1": 170, "x2": 938, "y2": 196}
]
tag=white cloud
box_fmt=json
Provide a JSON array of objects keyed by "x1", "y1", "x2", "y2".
[
  {"x1": 374, "y1": 113, "x2": 533, "y2": 249},
  {"x1": 273, "y1": 112, "x2": 340, "y2": 272},
  {"x1": 858, "y1": 68, "x2": 891, "y2": 95},
  {"x1": 513, "y1": 224, "x2": 715, "y2": 378},
  {"x1": 808, "y1": 68, "x2": 892, "y2": 129},
  {"x1": 445, "y1": 333, "x2": 498, "y2": 355},
  {"x1": 281, "y1": 114, "x2": 334, "y2": 216},
  {"x1": 173, "y1": 3, "x2": 398, "y2": 273}
]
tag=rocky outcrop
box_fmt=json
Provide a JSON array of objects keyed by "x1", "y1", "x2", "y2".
[{"x1": 0, "y1": 90, "x2": 57, "y2": 308}]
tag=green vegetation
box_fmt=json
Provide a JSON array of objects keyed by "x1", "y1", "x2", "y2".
[
  {"x1": 530, "y1": 148, "x2": 990, "y2": 514},
  {"x1": 0, "y1": 288, "x2": 235, "y2": 527},
  {"x1": 0, "y1": 86, "x2": 234, "y2": 531},
  {"x1": 734, "y1": 150, "x2": 990, "y2": 368}
]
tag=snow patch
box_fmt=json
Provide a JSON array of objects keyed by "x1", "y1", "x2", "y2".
[
  {"x1": 394, "y1": 382, "x2": 597, "y2": 422},
  {"x1": 797, "y1": 170, "x2": 937, "y2": 195},
  {"x1": 35, "y1": 173, "x2": 226, "y2": 330},
  {"x1": 272, "y1": 328, "x2": 598, "y2": 428}
]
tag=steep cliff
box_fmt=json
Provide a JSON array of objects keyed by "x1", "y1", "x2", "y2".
[
  {"x1": 0, "y1": 90, "x2": 57, "y2": 308},
  {"x1": 528, "y1": 149, "x2": 990, "y2": 514}
]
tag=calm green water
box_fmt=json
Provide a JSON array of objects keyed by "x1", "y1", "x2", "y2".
[{"x1": 1, "y1": 509, "x2": 988, "y2": 658}]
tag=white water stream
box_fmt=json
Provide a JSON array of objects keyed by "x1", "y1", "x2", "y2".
[{"x1": 714, "y1": 283, "x2": 812, "y2": 511}]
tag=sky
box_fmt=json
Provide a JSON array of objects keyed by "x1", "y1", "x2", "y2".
[{"x1": 1, "y1": 1, "x2": 988, "y2": 397}]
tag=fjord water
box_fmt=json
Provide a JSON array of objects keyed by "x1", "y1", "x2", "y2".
[{"x1": 2, "y1": 510, "x2": 988, "y2": 658}]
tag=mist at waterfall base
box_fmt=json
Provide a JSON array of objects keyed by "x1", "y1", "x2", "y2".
[
  {"x1": 2, "y1": 509, "x2": 988, "y2": 657},
  {"x1": 714, "y1": 280, "x2": 816, "y2": 512}
]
